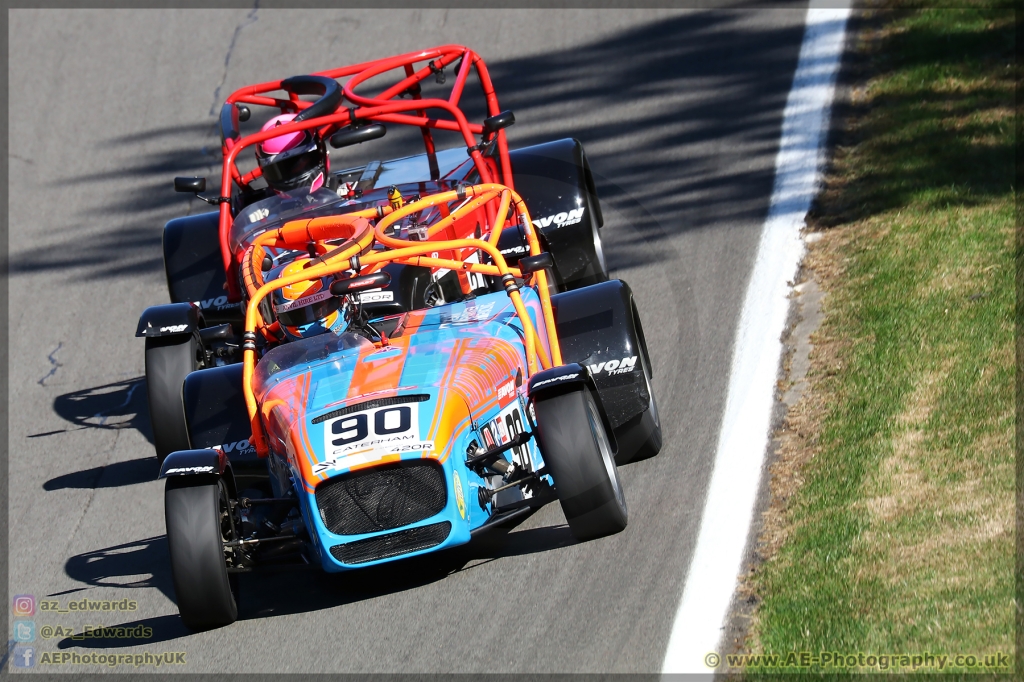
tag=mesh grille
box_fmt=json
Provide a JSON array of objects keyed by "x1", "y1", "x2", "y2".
[
  {"x1": 315, "y1": 461, "x2": 447, "y2": 535},
  {"x1": 330, "y1": 521, "x2": 452, "y2": 565}
]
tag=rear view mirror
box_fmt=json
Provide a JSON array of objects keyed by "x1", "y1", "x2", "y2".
[
  {"x1": 330, "y1": 271, "x2": 392, "y2": 296},
  {"x1": 517, "y1": 252, "x2": 554, "y2": 274},
  {"x1": 330, "y1": 123, "x2": 387, "y2": 149},
  {"x1": 174, "y1": 177, "x2": 206, "y2": 193},
  {"x1": 483, "y1": 110, "x2": 515, "y2": 135}
]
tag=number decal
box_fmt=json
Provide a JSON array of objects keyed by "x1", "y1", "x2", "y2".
[
  {"x1": 375, "y1": 406, "x2": 411, "y2": 435},
  {"x1": 332, "y1": 414, "x2": 369, "y2": 447}
]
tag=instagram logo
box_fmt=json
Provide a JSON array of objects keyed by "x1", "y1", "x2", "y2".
[{"x1": 12, "y1": 595, "x2": 35, "y2": 616}]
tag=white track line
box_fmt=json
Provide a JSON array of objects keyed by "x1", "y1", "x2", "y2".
[{"x1": 660, "y1": 4, "x2": 851, "y2": 675}]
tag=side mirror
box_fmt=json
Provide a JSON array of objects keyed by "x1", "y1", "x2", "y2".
[
  {"x1": 236, "y1": 104, "x2": 251, "y2": 122},
  {"x1": 329, "y1": 123, "x2": 387, "y2": 149},
  {"x1": 517, "y1": 252, "x2": 554, "y2": 274},
  {"x1": 174, "y1": 177, "x2": 206, "y2": 193},
  {"x1": 330, "y1": 271, "x2": 392, "y2": 296},
  {"x1": 483, "y1": 110, "x2": 515, "y2": 135}
]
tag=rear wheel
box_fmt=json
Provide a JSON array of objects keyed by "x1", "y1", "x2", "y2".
[
  {"x1": 560, "y1": 192, "x2": 608, "y2": 290},
  {"x1": 145, "y1": 334, "x2": 201, "y2": 463},
  {"x1": 613, "y1": 300, "x2": 662, "y2": 464},
  {"x1": 165, "y1": 477, "x2": 238, "y2": 630},
  {"x1": 534, "y1": 387, "x2": 627, "y2": 540}
]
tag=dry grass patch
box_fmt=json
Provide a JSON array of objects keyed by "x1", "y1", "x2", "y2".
[{"x1": 740, "y1": 2, "x2": 1014, "y2": 674}]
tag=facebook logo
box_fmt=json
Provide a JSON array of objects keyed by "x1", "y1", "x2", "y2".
[{"x1": 12, "y1": 646, "x2": 35, "y2": 668}]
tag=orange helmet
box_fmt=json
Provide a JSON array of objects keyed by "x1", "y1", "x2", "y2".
[{"x1": 269, "y1": 257, "x2": 348, "y2": 341}]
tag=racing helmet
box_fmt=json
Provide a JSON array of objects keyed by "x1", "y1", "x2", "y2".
[
  {"x1": 270, "y1": 257, "x2": 349, "y2": 341},
  {"x1": 256, "y1": 113, "x2": 328, "y2": 193}
]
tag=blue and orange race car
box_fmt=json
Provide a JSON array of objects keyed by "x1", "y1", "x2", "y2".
[{"x1": 142, "y1": 47, "x2": 660, "y2": 630}]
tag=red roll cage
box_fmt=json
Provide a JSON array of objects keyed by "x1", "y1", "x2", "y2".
[{"x1": 214, "y1": 45, "x2": 514, "y2": 300}]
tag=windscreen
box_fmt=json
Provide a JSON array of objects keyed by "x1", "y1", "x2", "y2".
[{"x1": 252, "y1": 331, "x2": 372, "y2": 402}]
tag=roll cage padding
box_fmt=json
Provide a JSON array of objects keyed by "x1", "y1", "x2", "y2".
[
  {"x1": 220, "y1": 103, "x2": 240, "y2": 147},
  {"x1": 281, "y1": 75, "x2": 343, "y2": 122}
]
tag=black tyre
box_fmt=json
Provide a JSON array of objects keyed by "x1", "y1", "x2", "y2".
[
  {"x1": 165, "y1": 477, "x2": 238, "y2": 629},
  {"x1": 613, "y1": 300, "x2": 662, "y2": 464},
  {"x1": 534, "y1": 387, "x2": 627, "y2": 540},
  {"x1": 145, "y1": 334, "x2": 201, "y2": 463},
  {"x1": 561, "y1": 192, "x2": 608, "y2": 290}
]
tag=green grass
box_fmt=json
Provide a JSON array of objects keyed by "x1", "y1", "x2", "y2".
[{"x1": 742, "y1": 4, "x2": 1015, "y2": 675}]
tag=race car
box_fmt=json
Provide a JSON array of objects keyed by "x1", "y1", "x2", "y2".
[
  {"x1": 159, "y1": 184, "x2": 661, "y2": 629},
  {"x1": 138, "y1": 45, "x2": 610, "y2": 463}
]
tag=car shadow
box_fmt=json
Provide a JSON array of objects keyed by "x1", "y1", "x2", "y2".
[
  {"x1": 43, "y1": 458, "x2": 158, "y2": 491},
  {"x1": 38, "y1": 378, "x2": 157, "y2": 490},
  {"x1": 62, "y1": 517, "x2": 577, "y2": 629},
  {"x1": 50, "y1": 377, "x2": 153, "y2": 444},
  {"x1": 64, "y1": 536, "x2": 175, "y2": 603},
  {"x1": 55, "y1": 615, "x2": 192, "y2": 649}
]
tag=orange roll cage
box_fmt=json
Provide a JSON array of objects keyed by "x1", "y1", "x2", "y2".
[{"x1": 239, "y1": 184, "x2": 562, "y2": 458}]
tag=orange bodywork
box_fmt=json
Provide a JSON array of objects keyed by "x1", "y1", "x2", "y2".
[{"x1": 239, "y1": 184, "x2": 562, "y2": 458}]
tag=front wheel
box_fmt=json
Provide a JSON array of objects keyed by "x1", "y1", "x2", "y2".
[
  {"x1": 145, "y1": 334, "x2": 201, "y2": 463},
  {"x1": 165, "y1": 477, "x2": 238, "y2": 630},
  {"x1": 533, "y1": 387, "x2": 627, "y2": 540}
]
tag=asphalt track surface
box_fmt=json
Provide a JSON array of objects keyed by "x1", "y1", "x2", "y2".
[{"x1": 9, "y1": 7, "x2": 809, "y2": 673}]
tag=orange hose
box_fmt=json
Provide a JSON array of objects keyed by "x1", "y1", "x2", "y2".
[{"x1": 241, "y1": 185, "x2": 563, "y2": 457}]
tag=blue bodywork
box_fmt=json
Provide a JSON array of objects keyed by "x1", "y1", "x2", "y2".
[{"x1": 252, "y1": 288, "x2": 550, "y2": 572}]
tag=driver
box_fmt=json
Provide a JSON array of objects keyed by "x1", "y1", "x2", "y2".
[
  {"x1": 256, "y1": 113, "x2": 330, "y2": 194},
  {"x1": 269, "y1": 257, "x2": 351, "y2": 341},
  {"x1": 229, "y1": 114, "x2": 344, "y2": 255}
]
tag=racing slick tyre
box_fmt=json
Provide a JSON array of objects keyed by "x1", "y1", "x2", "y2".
[
  {"x1": 613, "y1": 300, "x2": 662, "y2": 464},
  {"x1": 165, "y1": 476, "x2": 238, "y2": 629},
  {"x1": 534, "y1": 387, "x2": 627, "y2": 541},
  {"x1": 145, "y1": 334, "x2": 201, "y2": 463},
  {"x1": 560, "y1": 192, "x2": 608, "y2": 290}
]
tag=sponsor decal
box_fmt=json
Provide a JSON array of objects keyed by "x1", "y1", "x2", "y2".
[
  {"x1": 220, "y1": 439, "x2": 255, "y2": 455},
  {"x1": 165, "y1": 465, "x2": 215, "y2": 474},
  {"x1": 357, "y1": 290, "x2": 394, "y2": 303},
  {"x1": 588, "y1": 356, "x2": 638, "y2": 376},
  {"x1": 314, "y1": 403, "x2": 432, "y2": 474},
  {"x1": 453, "y1": 470, "x2": 466, "y2": 519},
  {"x1": 481, "y1": 402, "x2": 532, "y2": 471},
  {"x1": 159, "y1": 324, "x2": 188, "y2": 333},
  {"x1": 532, "y1": 206, "x2": 585, "y2": 230},
  {"x1": 275, "y1": 288, "x2": 331, "y2": 313},
  {"x1": 311, "y1": 442, "x2": 434, "y2": 476},
  {"x1": 531, "y1": 372, "x2": 578, "y2": 388},
  {"x1": 439, "y1": 301, "x2": 496, "y2": 325},
  {"x1": 197, "y1": 296, "x2": 231, "y2": 310},
  {"x1": 480, "y1": 423, "x2": 496, "y2": 449},
  {"x1": 248, "y1": 207, "x2": 270, "y2": 223},
  {"x1": 496, "y1": 379, "x2": 516, "y2": 401},
  {"x1": 499, "y1": 244, "x2": 529, "y2": 255}
]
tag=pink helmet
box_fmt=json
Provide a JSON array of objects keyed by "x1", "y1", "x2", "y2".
[{"x1": 256, "y1": 113, "x2": 328, "y2": 192}]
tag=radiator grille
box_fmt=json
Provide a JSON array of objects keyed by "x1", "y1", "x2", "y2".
[
  {"x1": 315, "y1": 461, "x2": 446, "y2": 535},
  {"x1": 330, "y1": 521, "x2": 452, "y2": 565}
]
